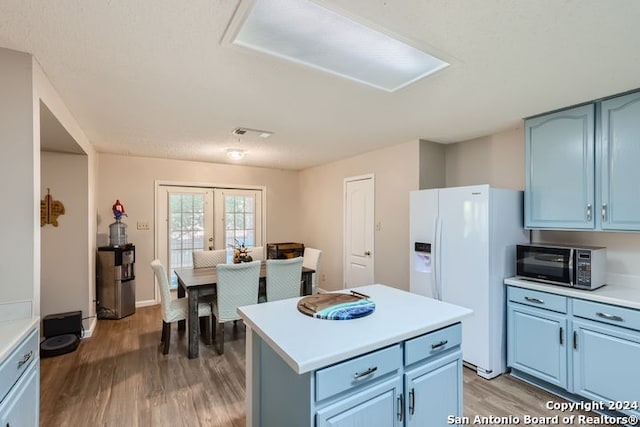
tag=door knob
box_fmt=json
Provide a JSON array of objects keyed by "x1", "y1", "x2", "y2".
[{"x1": 364, "y1": 251, "x2": 371, "y2": 256}]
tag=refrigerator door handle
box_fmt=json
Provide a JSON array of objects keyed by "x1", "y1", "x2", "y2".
[{"x1": 433, "y1": 215, "x2": 442, "y2": 300}]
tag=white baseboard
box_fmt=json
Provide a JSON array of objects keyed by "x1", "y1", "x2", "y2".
[
  {"x1": 136, "y1": 299, "x2": 158, "y2": 308},
  {"x1": 82, "y1": 316, "x2": 97, "y2": 339}
]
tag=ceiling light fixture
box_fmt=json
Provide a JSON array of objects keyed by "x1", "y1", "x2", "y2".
[
  {"x1": 226, "y1": 149, "x2": 246, "y2": 160},
  {"x1": 227, "y1": 0, "x2": 449, "y2": 92}
]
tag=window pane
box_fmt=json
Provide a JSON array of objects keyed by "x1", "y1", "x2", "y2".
[
  {"x1": 225, "y1": 196, "x2": 234, "y2": 212},
  {"x1": 225, "y1": 213, "x2": 235, "y2": 230},
  {"x1": 235, "y1": 213, "x2": 245, "y2": 229},
  {"x1": 245, "y1": 230, "x2": 255, "y2": 246}
]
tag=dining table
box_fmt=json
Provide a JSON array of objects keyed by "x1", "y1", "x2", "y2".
[{"x1": 174, "y1": 261, "x2": 315, "y2": 359}]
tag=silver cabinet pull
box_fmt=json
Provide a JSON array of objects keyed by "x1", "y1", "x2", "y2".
[
  {"x1": 353, "y1": 366, "x2": 377, "y2": 379},
  {"x1": 431, "y1": 340, "x2": 448, "y2": 349},
  {"x1": 524, "y1": 296, "x2": 544, "y2": 304},
  {"x1": 586, "y1": 204, "x2": 592, "y2": 221},
  {"x1": 398, "y1": 394, "x2": 404, "y2": 422},
  {"x1": 17, "y1": 350, "x2": 33, "y2": 369},
  {"x1": 602, "y1": 204, "x2": 608, "y2": 222},
  {"x1": 409, "y1": 387, "x2": 416, "y2": 415},
  {"x1": 596, "y1": 312, "x2": 623, "y2": 322}
]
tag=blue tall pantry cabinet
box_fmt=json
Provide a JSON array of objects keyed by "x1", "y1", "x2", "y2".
[{"x1": 525, "y1": 90, "x2": 640, "y2": 231}]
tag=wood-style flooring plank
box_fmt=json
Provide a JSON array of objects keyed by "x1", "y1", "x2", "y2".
[{"x1": 41, "y1": 305, "x2": 621, "y2": 426}]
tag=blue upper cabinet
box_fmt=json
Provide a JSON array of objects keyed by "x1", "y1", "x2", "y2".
[
  {"x1": 599, "y1": 91, "x2": 640, "y2": 231},
  {"x1": 525, "y1": 104, "x2": 595, "y2": 229},
  {"x1": 525, "y1": 90, "x2": 640, "y2": 231}
]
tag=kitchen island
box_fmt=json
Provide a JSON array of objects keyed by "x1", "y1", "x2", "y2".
[{"x1": 238, "y1": 284, "x2": 472, "y2": 427}]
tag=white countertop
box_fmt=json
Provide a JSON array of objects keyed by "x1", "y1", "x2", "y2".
[
  {"x1": 237, "y1": 284, "x2": 473, "y2": 374},
  {"x1": 505, "y1": 277, "x2": 640, "y2": 310},
  {"x1": 0, "y1": 317, "x2": 39, "y2": 362}
]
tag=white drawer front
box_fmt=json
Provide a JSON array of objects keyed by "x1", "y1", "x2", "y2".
[{"x1": 315, "y1": 344, "x2": 402, "y2": 402}]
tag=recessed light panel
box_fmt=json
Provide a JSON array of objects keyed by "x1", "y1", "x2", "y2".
[{"x1": 231, "y1": 0, "x2": 449, "y2": 92}]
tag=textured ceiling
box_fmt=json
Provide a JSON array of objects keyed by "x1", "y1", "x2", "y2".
[{"x1": 2, "y1": 0, "x2": 640, "y2": 170}]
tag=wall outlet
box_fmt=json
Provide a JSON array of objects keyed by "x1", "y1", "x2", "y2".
[{"x1": 137, "y1": 221, "x2": 150, "y2": 231}]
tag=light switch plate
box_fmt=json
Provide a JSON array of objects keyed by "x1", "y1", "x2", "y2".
[{"x1": 137, "y1": 221, "x2": 150, "y2": 231}]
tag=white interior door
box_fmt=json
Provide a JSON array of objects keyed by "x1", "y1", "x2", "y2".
[
  {"x1": 158, "y1": 186, "x2": 213, "y2": 287},
  {"x1": 344, "y1": 175, "x2": 375, "y2": 288}
]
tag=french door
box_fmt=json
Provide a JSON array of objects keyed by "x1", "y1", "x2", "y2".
[
  {"x1": 214, "y1": 188, "x2": 263, "y2": 251},
  {"x1": 158, "y1": 185, "x2": 263, "y2": 288}
]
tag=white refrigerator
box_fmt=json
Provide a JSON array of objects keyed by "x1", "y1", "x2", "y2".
[{"x1": 409, "y1": 185, "x2": 528, "y2": 379}]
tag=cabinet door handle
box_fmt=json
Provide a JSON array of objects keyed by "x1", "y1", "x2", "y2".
[
  {"x1": 586, "y1": 204, "x2": 592, "y2": 221},
  {"x1": 573, "y1": 331, "x2": 577, "y2": 350},
  {"x1": 524, "y1": 296, "x2": 544, "y2": 304},
  {"x1": 409, "y1": 387, "x2": 416, "y2": 415},
  {"x1": 559, "y1": 327, "x2": 563, "y2": 345},
  {"x1": 17, "y1": 350, "x2": 33, "y2": 369},
  {"x1": 601, "y1": 204, "x2": 608, "y2": 222},
  {"x1": 398, "y1": 394, "x2": 404, "y2": 422},
  {"x1": 431, "y1": 340, "x2": 448, "y2": 350},
  {"x1": 353, "y1": 366, "x2": 377, "y2": 379},
  {"x1": 596, "y1": 312, "x2": 623, "y2": 322}
]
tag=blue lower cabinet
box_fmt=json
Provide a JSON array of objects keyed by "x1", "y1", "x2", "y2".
[
  {"x1": 572, "y1": 319, "x2": 640, "y2": 417},
  {"x1": 507, "y1": 285, "x2": 640, "y2": 418},
  {"x1": 507, "y1": 303, "x2": 568, "y2": 388},
  {"x1": 0, "y1": 327, "x2": 40, "y2": 427},
  {"x1": 405, "y1": 351, "x2": 462, "y2": 427},
  {"x1": 252, "y1": 324, "x2": 464, "y2": 426},
  {"x1": 0, "y1": 364, "x2": 39, "y2": 427},
  {"x1": 316, "y1": 377, "x2": 403, "y2": 427}
]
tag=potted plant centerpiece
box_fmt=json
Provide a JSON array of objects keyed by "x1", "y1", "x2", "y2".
[{"x1": 232, "y1": 240, "x2": 253, "y2": 263}]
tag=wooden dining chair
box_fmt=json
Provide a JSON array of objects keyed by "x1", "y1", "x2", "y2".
[
  {"x1": 150, "y1": 259, "x2": 213, "y2": 355},
  {"x1": 266, "y1": 257, "x2": 304, "y2": 302},
  {"x1": 303, "y1": 247, "x2": 322, "y2": 294},
  {"x1": 212, "y1": 260, "x2": 261, "y2": 354}
]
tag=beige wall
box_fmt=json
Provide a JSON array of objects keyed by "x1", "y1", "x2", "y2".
[
  {"x1": 0, "y1": 48, "x2": 96, "y2": 327},
  {"x1": 41, "y1": 152, "x2": 90, "y2": 321},
  {"x1": 445, "y1": 125, "x2": 525, "y2": 190},
  {"x1": 299, "y1": 140, "x2": 420, "y2": 292},
  {"x1": 0, "y1": 48, "x2": 36, "y2": 313},
  {"x1": 97, "y1": 153, "x2": 302, "y2": 302},
  {"x1": 444, "y1": 126, "x2": 640, "y2": 288},
  {"x1": 419, "y1": 139, "x2": 446, "y2": 189},
  {"x1": 34, "y1": 58, "x2": 97, "y2": 332}
]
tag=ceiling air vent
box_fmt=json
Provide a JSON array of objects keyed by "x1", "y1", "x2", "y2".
[{"x1": 232, "y1": 127, "x2": 273, "y2": 138}]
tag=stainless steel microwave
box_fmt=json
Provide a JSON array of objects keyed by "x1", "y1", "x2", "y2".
[{"x1": 516, "y1": 244, "x2": 606, "y2": 290}]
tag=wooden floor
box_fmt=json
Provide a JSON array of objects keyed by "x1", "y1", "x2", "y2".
[{"x1": 41, "y1": 305, "x2": 613, "y2": 426}]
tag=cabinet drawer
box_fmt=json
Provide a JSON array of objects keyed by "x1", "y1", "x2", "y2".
[
  {"x1": 508, "y1": 287, "x2": 567, "y2": 313},
  {"x1": 404, "y1": 323, "x2": 461, "y2": 366},
  {"x1": 573, "y1": 299, "x2": 640, "y2": 332},
  {"x1": 315, "y1": 344, "x2": 402, "y2": 402},
  {"x1": 0, "y1": 328, "x2": 38, "y2": 404}
]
